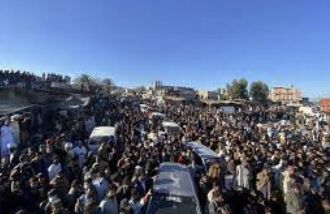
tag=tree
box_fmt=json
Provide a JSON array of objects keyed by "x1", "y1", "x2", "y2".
[
  {"x1": 226, "y1": 78, "x2": 249, "y2": 100},
  {"x1": 102, "y1": 78, "x2": 113, "y2": 86},
  {"x1": 74, "y1": 74, "x2": 96, "y2": 91},
  {"x1": 101, "y1": 78, "x2": 115, "y2": 94},
  {"x1": 216, "y1": 88, "x2": 229, "y2": 100},
  {"x1": 74, "y1": 74, "x2": 94, "y2": 86},
  {"x1": 134, "y1": 86, "x2": 147, "y2": 94},
  {"x1": 249, "y1": 81, "x2": 270, "y2": 103}
]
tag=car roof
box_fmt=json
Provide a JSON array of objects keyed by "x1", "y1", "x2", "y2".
[
  {"x1": 186, "y1": 141, "x2": 219, "y2": 159},
  {"x1": 151, "y1": 112, "x2": 165, "y2": 117},
  {"x1": 154, "y1": 163, "x2": 196, "y2": 197},
  {"x1": 162, "y1": 121, "x2": 180, "y2": 128},
  {"x1": 140, "y1": 104, "x2": 149, "y2": 108},
  {"x1": 90, "y1": 126, "x2": 116, "y2": 138}
]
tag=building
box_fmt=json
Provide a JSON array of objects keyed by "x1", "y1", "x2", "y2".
[
  {"x1": 270, "y1": 86, "x2": 302, "y2": 105},
  {"x1": 320, "y1": 99, "x2": 330, "y2": 113},
  {"x1": 153, "y1": 81, "x2": 196, "y2": 101},
  {"x1": 320, "y1": 99, "x2": 330, "y2": 124},
  {"x1": 301, "y1": 97, "x2": 311, "y2": 106},
  {"x1": 197, "y1": 90, "x2": 219, "y2": 100}
]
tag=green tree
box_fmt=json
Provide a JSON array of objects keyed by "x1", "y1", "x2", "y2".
[
  {"x1": 249, "y1": 81, "x2": 270, "y2": 103},
  {"x1": 216, "y1": 88, "x2": 229, "y2": 100},
  {"x1": 73, "y1": 74, "x2": 98, "y2": 91},
  {"x1": 134, "y1": 86, "x2": 147, "y2": 94},
  {"x1": 226, "y1": 78, "x2": 249, "y2": 100},
  {"x1": 74, "y1": 74, "x2": 95, "y2": 86},
  {"x1": 101, "y1": 78, "x2": 115, "y2": 93},
  {"x1": 102, "y1": 78, "x2": 113, "y2": 86}
]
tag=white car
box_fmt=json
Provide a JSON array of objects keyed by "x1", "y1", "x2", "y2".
[
  {"x1": 88, "y1": 126, "x2": 117, "y2": 152},
  {"x1": 162, "y1": 121, "x2": 182, "y2": 135}
]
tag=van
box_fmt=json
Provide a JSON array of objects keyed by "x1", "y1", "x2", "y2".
[
  {"x1": 88, "y1": 126, "x2": 117, "y2": 152},
  {"x1": 186, "y1": 141, "x2": 233, "y2": 190},
  {"x1": 185, "y1": 141, "x2": 221, "y2": 173},
  {"x1": 146, "y1": 163, "x2": 202, "y2": 214},
  {"x1": 149, "y1": 112, "x2": 166, "y2": 120},
  {"x1": 161, "y1": 121, "x2": 182, "y2": 135}
]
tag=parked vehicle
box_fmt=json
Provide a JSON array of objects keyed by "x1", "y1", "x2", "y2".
[
  {"x1": 186, "y1": 141, "x2": 221, "y2": 173},
  {"x1": 88, "y1": 126, "x2": 117, "y2": 152},
  {"x1": 161, "y1": 121, "x2": 182, "y2": 135},
  {"x1": 186, "y1": 141, "x2": 234, "y2": 190},
  {"x1": 148, "y1": 112, "x2": 166, "y2": 120},
  {"x1": 146, "y1": 162, "x2": 202, "y2": 214}
]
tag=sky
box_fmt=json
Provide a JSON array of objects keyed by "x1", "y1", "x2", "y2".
[{"x1": 0, "y1": 0, "x2": 330, "y2": 98}]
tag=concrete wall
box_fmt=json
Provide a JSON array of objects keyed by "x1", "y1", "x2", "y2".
[
  {"x1": 0, "y1": 87, "x2": 65, "y2": 105},
  {"x1": 0, "y1": 88, "x2": 29, "y2": 104}
]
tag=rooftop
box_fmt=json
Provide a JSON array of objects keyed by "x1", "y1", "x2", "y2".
[
  {"x1": 320, "y1": 99, "x2": 330, "y2": 113},
  {"x1": 320, "y1": 98, "x2": 330, "y2": 105}
]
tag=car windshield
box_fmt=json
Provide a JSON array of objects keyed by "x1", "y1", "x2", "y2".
[
  {"x1": 166, "y1": 126, "x2": 181, "y2": 134},
  {"x1": 89, "y1": 136, "x2": 113, "y2": 145},
  {"x1": 147, "y1": 194, "x2": 199, "y2": 214}
]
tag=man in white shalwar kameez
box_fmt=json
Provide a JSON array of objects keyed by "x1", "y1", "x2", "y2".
[
  {"x1": 235, "y1": 160, "x2": 251, "y2": 190},
  {"x1": 11, "y1": 115, "x2": 21, "y2": 146},
  {"x1": 73, "y1": 141, "x2": 87, "y2": 168},
  {"x1": 1, "y1": 119, "x2": 16, "y2": 159}
]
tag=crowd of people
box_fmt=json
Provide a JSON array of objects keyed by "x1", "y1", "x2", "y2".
[
  {"x1": 0, "y1": 94, "x2": 329, "y2": 214},
  {"x1": 0, "y1": 70, "x2": 70, "y2": 87}
]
